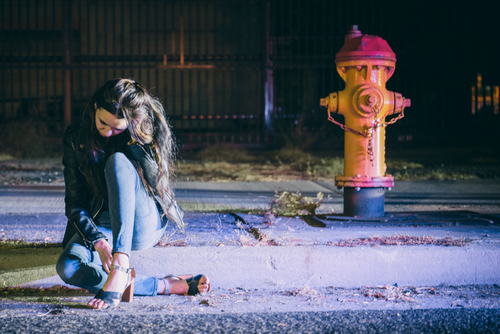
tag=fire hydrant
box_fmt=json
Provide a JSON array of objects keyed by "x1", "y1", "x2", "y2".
[{"x1": 320, "y1": 25, "x2": 411, "y2": 217}]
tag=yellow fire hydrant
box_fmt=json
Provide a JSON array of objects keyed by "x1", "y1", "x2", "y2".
[{"x1": 320, "y1": 25, "x2": 411, "y2": 217}]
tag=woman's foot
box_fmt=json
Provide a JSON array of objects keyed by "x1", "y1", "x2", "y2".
[
  {"x1": 88, "y1": 253, "x2": 134, "y2": 309},
  {"x1": 158, "y1": 274, "x2": 210, "y2": 295}
]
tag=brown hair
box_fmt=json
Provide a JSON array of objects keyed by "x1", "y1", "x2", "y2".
[{"x1": 80, "y1": 78, "x2": 176, "y2": 213}]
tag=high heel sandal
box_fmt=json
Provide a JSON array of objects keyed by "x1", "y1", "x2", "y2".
[
  {"x1": 160, "y1": 274, "x2": 210, "y2": 295},
  {"x1": 93, "y1": 265, "x2": 135, "y2": 309}
]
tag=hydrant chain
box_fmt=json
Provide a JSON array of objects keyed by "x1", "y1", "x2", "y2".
[
  {"x1": 327, "y1": 115, "x2": 368, "y2": 137},
  {"x1": 327, "y1": 102, "x2": 406, "y2": 139},
  {"x1": 367, "y1": 129, "x2": 375, "y2": 167},
  {"x1": 382, "y1": 107, "x2": 405, "y2": 127}
]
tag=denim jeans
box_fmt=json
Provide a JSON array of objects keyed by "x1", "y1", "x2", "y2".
[{"x1": 56, "y1": 152, "x2": 169, "y2": 296}]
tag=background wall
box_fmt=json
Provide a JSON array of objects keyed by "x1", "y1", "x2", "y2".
[{"x1": 0, "y1": 0, "x2": 498, "y2": 155}]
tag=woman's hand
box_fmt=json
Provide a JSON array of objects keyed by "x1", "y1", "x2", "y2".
[{"x1": 94, "y1": 239, "x2": 113, "y2": 274}]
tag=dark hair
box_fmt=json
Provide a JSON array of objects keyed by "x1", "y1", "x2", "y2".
[{"x1": 81, "y1": 78, "x2": 176, "y2": 212}]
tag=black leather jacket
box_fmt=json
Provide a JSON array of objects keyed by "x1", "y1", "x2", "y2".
[{"x1": 62, "y1": 122, "x2": 184, "y2": 250}]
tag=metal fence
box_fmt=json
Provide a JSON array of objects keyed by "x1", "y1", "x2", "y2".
[{"x1": 1, "y1": 0, "x2": 497, "y2": 149}]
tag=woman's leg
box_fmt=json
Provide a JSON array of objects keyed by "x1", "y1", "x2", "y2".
[
  {"x1": 88, "y1": 152, "x2": 208, "y2": 307},
  {"x1": 56, "y1": 233, "x2": 107, "y2": 292},
  {"x1": 57, "y1": 226, "x2": 159, "y2": 296},
  {"x1": 89, "y1": 152, "x2": 165, "y2": 308},
  {"x1": 104, "y1": 152, "x2": 164, "y2": 254}
]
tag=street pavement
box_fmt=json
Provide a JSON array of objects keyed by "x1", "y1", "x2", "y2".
[{"x1": 1, "y1": 179, "x2": 500, "y2": 333}]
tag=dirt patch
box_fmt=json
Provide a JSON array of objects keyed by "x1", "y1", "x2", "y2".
[{"x1": 326, "y1": 235, "x2": 472, "y2": 247}]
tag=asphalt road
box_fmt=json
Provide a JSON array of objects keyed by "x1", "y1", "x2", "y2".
[
  {"x1": 1, "y1": 179, "x2": 500, "y2": 214},
  {"x1": 1, "y1": 309, "x2": 499, "y2": 333}
]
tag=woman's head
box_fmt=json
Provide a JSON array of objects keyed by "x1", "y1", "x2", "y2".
[
  {"x1": 89, "y1": 78, "x2": 160, "y2": 144},
  {"x1": 94, "y1": 107, "x2": 128, "y2": 138}
]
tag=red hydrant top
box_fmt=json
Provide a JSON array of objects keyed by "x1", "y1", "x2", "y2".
[{"x1": 335, "y1": 25, "x2": 396, "y2": 63}]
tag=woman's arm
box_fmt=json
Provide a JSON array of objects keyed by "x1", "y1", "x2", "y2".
[{"x1": 63, "y1": 127, "x2": 107, "y2": 249}]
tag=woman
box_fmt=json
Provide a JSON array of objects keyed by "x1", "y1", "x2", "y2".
[{"x1": 56, "y1": 78, "x2": 209, "y2": 309}]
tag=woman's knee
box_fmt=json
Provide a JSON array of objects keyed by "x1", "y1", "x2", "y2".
[
  {"x1": 105, "y1": 152, "x2": 134, "y2": 173},
  {"x1": 56, "y1": 252, "x2": 80, "y2": 283},
  {"x1": 56, "y1": 240, "x2": 90, "y2": 284}
]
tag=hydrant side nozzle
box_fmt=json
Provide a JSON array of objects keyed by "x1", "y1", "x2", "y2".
[
  {"x1": 320, "y1": 92, "x2": 338, "y2": 113},
  {"x1": 390, "y1": 93, "x2": 411, "y2": 115}
]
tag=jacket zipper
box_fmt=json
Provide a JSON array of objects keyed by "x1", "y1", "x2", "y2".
[
  {"x1": 71, "y1": 198, "x2": 103, "y2": 248},
  {"x1": 72, "y1": 218, "x2": 92, "y2": 246}
]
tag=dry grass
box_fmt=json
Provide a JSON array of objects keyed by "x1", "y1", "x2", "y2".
[
  {"x1": 282, "y1": 286, "x2": 318, "y2": 297},
  {"x1": 175, "y1": 147, "x2": 344, "y2": 182},
  {"x1": 0, "y1": 154, "x2": 15, "y2": 161},
  {"x1": 175, "y1": 145, "x2": 498, "y2": 182},
  {"x1": 361, "y1": 285, "x2": 419, "y2": 303},
  {"x1": 193, "y1": 144, "x2": 254, "y2": 162},
  {"x1": 0, "y1": 122, "x2": 61, "y2": 158},
  {"x1": 2, "y1": 143, "x2": 498, "y2": 182},
  {"x1": 0, "y1": 285, "x2": 88, "y2": 295},
  {"x1": 0, "y1": 240, "x2": 62, "y2": 249},
  {"x1": 392, "y1": 170, "x2": 481, "y2": 181}
]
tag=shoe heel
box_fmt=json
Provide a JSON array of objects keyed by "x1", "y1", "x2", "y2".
[
  {"x1": 121, "y1": 282, "x2": 134, "y2": 302},
  {"x1": 121, "y1": 268, "x2": 135, "y2": 303}
]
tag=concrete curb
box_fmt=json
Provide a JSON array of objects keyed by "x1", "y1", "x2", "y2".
[{"x1": 129, "y1": 243, "x2": 500, "y2": 290}]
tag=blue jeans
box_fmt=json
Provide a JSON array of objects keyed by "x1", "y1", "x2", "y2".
[{"x1": 57, "y1": 153, "x2": 169, "y2": 296}]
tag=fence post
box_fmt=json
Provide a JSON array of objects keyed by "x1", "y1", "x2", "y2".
[
  {"x1": 62, "y1": 0, "x2": 72, "y2": 129},
  {"x1": 263, "y1": 0, "x2": 273, "y2": 141}
]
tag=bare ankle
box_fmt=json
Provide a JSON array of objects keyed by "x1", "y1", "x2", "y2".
[
  {"x1": 112, "y1": 252, "x2": 129, "y2": 268},
  {"x1": 158, "y1": 279, "x2": 167, "y2": 295}
]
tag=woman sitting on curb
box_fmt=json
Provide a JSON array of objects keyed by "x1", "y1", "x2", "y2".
[{"x1": 56, "y1": 78, "x2": 209, "y2": 309}]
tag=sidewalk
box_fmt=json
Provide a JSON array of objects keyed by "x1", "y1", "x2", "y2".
[{"x1": 1, "y1": 179, "x2": 500, "y2": 316}]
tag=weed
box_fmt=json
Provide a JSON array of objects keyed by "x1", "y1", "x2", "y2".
[
  {"x1": 271, "y1": 191, "x2": 324, "y2": 216},
  {"x1": 235, "y1": 221, "x2": 278, "y2": 246}
]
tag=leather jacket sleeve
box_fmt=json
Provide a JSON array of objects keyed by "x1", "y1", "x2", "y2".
[{"x1": 62, "y1": 125, "x2": 107, "y2": 249}]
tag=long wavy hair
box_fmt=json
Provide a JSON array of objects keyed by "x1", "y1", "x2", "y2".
[{"x1": 80, "y1": 78, "x2": 176, "y2": 212}]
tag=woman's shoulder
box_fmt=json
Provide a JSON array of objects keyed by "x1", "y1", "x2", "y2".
[
  {"x1": 64, "y1": 121, "x2": 83, "y2": 137},
  {"x1": 63, "y1": 121, "x2": 84, "y2": 149}
]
